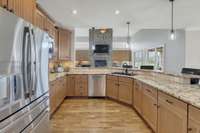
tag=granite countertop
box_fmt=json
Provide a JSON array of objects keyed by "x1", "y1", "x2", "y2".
[
  {"x1": 49, "y1": 70, "x2": 200, "y2": 109},
  {"x1": 49, "y1": 69, "x2": 117, "y2": 82},
  {"x1": 109, "y1": 73, "x2": 200, "y2": 109},
  {"x1": 49, "y1": 72, "x2": 68, "y2": 82}
]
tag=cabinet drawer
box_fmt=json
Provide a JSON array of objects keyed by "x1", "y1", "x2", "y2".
[
  {"x1": 143, "y1": 83, "x2": 157, "y2": 98},
  {"x1": 119, "y1": 77, "x2": 133, "y2": 84},
  {"x1": 107, "y1": 75, "x2": 118, "y2": 81},
  {"x1": 158, "y1": 91, "x2": 187, "y2": 114},
  {"x1": 75, "y1": 75, "x2": 88, "y2": 81}
]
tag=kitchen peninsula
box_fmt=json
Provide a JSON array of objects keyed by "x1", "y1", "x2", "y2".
[{"x1": 49, "y1": 67, "x2": 200, "y2": 133}]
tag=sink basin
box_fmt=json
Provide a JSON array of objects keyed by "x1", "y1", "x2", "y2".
[{"x1": 111, "y1": 72, "x2": 133, "y2": 76}]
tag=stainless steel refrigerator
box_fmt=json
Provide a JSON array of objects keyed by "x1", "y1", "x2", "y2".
[{"x1": 0, "y1": 7, "x2": 53, "y2": 132}]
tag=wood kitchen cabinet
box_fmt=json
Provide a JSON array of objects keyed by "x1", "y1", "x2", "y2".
[
  {"x1": 142, "y1": 83, "x2": 158, "y2": 132},
  {"x1": 35, "y1": 8, "x2": 46, "y2": 30},
  {"x1": 52, "y1": 28, "x2": 59, "y2": 60},
  {"x1": 58, "y1": 28, "x2": 72, "y2": 60},
  {"x1": 0, "y1": 0, "x2": 36, "y2": 24},
  {"x1": 49, "y1": 80, "x2": 57, "y2": 115},
  {"x1": 7, "y1": 0, "x2": 23, "y2": 18},
  {"x1": 75, "y1": 75, "x2": 88, "y2": 96},
  {"x1": 133, "y1": 80, "x2": 143, "y2": 114},
  {"x1": 157, "y1": 91, "x2": 187, "y2": 133},
  {"x1": 118, "y1": 77, "x2": 133, "y2": 104},
  {"x1": 106, "y1": 75, "x2": 119, "y2": 100},
  {"x1": 22, "y1": 0, "x2": 36, "y2": 24},
  {"x1": 188, "y1": 105, "x2": 200, "y2": 133},
  {"x1": 45, "y1": 17, "x2": 56, "y2": 38},
  {"x1": 0, "y1": 0, "x2": 7, "y2": 8},
  {"x1": 36, "y1": 6, "x2": 58, "y2": 60},
  {"x1": 66, "y1": 75, "x2": 75, "y2": 96},
  {"x1": 49, "y1": 76, "x2": 67, "y2": 116}
]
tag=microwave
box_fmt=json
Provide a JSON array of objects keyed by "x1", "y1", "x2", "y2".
[{"x1": 94, "y1": 45, "x2": 109, "y2": 54}]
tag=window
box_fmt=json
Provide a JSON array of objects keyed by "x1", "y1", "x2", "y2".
[{"x1": 133, "y1": 47, "x2": 164, "y2": 71}]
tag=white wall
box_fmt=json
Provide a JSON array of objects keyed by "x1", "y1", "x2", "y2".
[
  {"x1": 185, "y1": 30, "x2": 200, "y2": 69},
  {"x1": 133, "y1": 29, "x2": 185, "y2": 74}
]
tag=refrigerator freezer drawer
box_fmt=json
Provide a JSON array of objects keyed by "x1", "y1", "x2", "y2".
[
  {"x1": 0, "y1": 97, "x2": 49, "y2": 133},
  {"x1": 22, "y1": 109, "x2": 50, "y2": 133}
]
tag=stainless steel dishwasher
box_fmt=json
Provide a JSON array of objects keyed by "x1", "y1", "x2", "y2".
[{"x1": 88, "y1": 75, "x2": 106, "y2": 97}]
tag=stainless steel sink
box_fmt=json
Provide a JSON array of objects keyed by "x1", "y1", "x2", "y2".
[{"x1": 111, "y1": 72, "x2": 134, "y2": 76}]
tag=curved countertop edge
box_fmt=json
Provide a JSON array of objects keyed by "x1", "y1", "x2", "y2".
[
  {"x1": 49, "y1": 72, "x2": 200, "y2": 109},
  {"x1": 108, "y1": 74, "x2": 200, "y2": 110}
]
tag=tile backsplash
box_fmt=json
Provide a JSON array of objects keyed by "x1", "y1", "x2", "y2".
[{"x1": 49, "y1": 60, "x2": 74, "y2": 72}]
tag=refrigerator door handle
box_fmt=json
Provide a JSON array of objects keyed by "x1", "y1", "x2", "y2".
[
  {"x1": 23, "y1": 28, "x2": 30, "y2": 98},
  {"x1": 30, "y1": 29, "x2": 37, "y2": 96}
]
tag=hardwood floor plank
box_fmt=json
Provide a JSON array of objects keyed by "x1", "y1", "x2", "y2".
[{"x1": 50, "y1": 99, "x2": 152, "y2": 133}]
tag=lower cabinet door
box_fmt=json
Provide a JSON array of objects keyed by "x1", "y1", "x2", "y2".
[
  {"x1": 188, "y1": 106, "x2": 200, "y2": 133},
  {"x1": 118, "y1": 81, "x2": 132, "y2": 104},
  {"x1": 49, "y1": 82, "x2": 57, "y2": 115},
  {"x1": 134, "y1": 80, "x2": 142, "y2": 114},
  {"x1": 67, "y1": 75, "x2": 75, "y2": 96},
  {"x1": 158, "y1": 92, "x2": 187, "y2": 133},
  {"x1": 106, "y1": 79, "x2": 118, "y2": 100},
  {"x1": 142, "y1": 92, "x2": 157, "y2": 132}
]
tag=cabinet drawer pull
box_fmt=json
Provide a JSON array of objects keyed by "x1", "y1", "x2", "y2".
[
  {"x1": 9, "y1": 9, "x2": 13, "y2": 13},
  {"x1": 146, "y1": 89, "x2": 152, "y2": 93},
  {"x1": 166, "y1": 99, "x2": 173, "y2": 104}
]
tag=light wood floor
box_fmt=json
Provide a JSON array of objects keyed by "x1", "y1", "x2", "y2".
[{"x1": 50, "y1": 99, "x2": 152, "y2": 133}]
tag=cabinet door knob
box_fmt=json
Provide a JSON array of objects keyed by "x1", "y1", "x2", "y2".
[
  {"x1": 188, "y1": 128, "x2": 193, "y2": 132},
  {"x1": 3, "y1": 5, "x2": 7, "y2": 9},
  {"x1": 9, "y1": 9, "x2": 13, "y2": 13}
]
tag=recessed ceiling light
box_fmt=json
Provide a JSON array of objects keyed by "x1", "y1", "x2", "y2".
[
  {"x1": 115, "y1": 10, "x2": 120, "y2": 15},
  {"x1": 72, "y1": 10, "x2": 77, "y2": 15}
]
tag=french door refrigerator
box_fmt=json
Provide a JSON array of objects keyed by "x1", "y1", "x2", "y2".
[{"x1": 0, "y1": 7, "x2": 53, "y2": 132}]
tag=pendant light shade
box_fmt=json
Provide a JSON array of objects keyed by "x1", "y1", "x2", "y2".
[
  {"x1": 169, "y1": 0, "x2": 176, "y2": 40},
  {"x1": 126, "y1": 22, "x2": 131, "y2": 48}
]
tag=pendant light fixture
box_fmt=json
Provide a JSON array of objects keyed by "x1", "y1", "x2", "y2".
[
  {"x1": 126, "y1": 21, "x2": 131, "y2": 48},
  {"x1": 169, "y1": 0, "x2": 176, "y2": 40}
]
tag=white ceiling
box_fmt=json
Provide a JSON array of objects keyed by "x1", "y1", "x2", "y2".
[{"x1": 38, "y1": 0, "x2": 200, "y2": 32}]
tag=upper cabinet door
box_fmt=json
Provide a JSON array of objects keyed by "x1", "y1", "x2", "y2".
[
  {"x1": 45, "y1": 17, "x2": 55, "y2": 38},
  {"x1": 58, "y1": 29, "x2": 72, "y2": 60},
  {"x1": 7, "y1": 0, "x2": 23, "y2": 17},
  {"x1": 51, "y1": 28, "x2": 58, "y2": 60},
  {"x1": 35, "y1": 8, "x2": 46, "y2": 30},
  {"x1": 0, "y1": 0, "x2": 8, "y2": 8},
  {"x1": 0, "y1": 0, "x2": 35, "y2": 24},
  {"x1": 23, "y1": 0, "x2": 36, "y2": 24}
]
